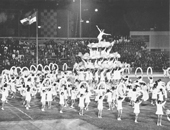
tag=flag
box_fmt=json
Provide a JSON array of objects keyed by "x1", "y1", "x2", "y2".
[{"x1": 20, "y1": 11, "x2": 37, "y2": 25}]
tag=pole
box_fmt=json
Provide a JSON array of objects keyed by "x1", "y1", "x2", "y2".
[
  {"x1": 169, "y1": 0, "x2": 170, "y2": 67},
  {"x1": 75, "y1": 12, "x2": 78, "y2": 37},
  {"x1": 18, "y1": 10, "x2": 21, "y2": 37},
  {"x1": 36, "y1": 10, "x2": 39, "y2": 65},
  {"x1": 67, "y1": 10, "x2": 70, "y2": 38},
  {"x1": 79, "y1": 0, "x2": 82, "y2": 38}
]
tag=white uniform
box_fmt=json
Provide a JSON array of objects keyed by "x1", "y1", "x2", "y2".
[
  {"x1": 79, "y1": 72, "x2": 84, "y2": 81},
  {"x1": 95, "y1": 71, "x2": 99, "y2": 82},
  {"x1": 97, "y1": 97, "x2": 104, "y2": 110},
  {"x1": 79, "y1": 96, "x2": 85, "y2": 108},
  {"x1": 134, "y1": 102, "x2": 141, "y2": 114},
  {"x1": 1, "y1": 91, "x2": 6, "y2": 102},
  {"x1": 67, "y1": 87, "x2": 71, "y2": 97},
  {"x1": 112, "y1": 90, "x2": 117, "y2": 101},
  {"x1": 85, "y1": 92, "x2": 91, "y2": 103},
  {"x1": 117, "y1": 99, "x2": 123, "y2": 110},
  {"x1": 47, "y1": 90, "x2": 53, "y2": 102},
  {"x1": 89, "y1": 71, "x2": 93, "y2": 81},
  {"x1": 41, "y1": 92, "x2": 46, "y2": 103},
  {"x1": 152, "y1": 88, "x2": 158, "y2": 100},
  {"x1": 59, "y1": 94, "x2": 65, "y2": 105},
  {"x1": 113, "y1": 70, "x2": 121, "y2": 80},
  {"x1": 95, "y1": 89, "x2": 103, "y2": 101},
  {"x1": 158, "y1": 92, "x2": 164, "y2": 101},
  {"x1": 79, "y1": 88, "x2": 86, "y2": 95},
  {"x1": 106, "y1": 71, "x2": 111, "y2": 81},
  {"x1": 5, "y1": 88, "x2": 9, "y2": 99},
  {"x1": 64, "y1": 89, "x2": 68, "y2": 100},
  {"x1": 100, "y1": 71, "x2": 105, "y2": 81},
  {"x1": 71, "y1": 90, "x2": 77, "y2": 100},
  {"x1": 156, "y1": 102, "x2": 166, "y2": 115},
  {"x1": 142, "y1": 90, "x2": 149, "y2": 101},
  {"x1": 10, "y1": 82, "x2": 16, "y2": 93},
  {"x1": 131, "y1": 91, "x2": 137, "y2": 102},
  {"x1": 166, "y1": 81, "x2": 170, "y2": 91},
  {"x1": 25, "y1": 91, "x2": 31, "y2": 102},
  {"x1": 106, "y1": 92, "x2": 112, "y2": 103}
]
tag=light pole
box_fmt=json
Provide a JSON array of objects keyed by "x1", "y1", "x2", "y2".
[{"x1": 79, "y1": 0, "x2": 82, "y2": 38}]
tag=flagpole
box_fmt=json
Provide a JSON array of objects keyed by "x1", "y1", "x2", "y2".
[{"x1": 36, "y1": 10, "x2": 38, "y2": 65}]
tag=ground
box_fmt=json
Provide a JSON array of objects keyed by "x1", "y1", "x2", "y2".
[{"x1": 0, "y1": 75, "x2": 170, "y2": 130}]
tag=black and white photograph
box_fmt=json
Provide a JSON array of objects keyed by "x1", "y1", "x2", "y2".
[{"x1": 0, "y1": 0, "x2": 169, "y2": 130}]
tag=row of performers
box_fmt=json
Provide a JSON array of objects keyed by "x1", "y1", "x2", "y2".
[
  {"x1": 73, "y1": 58, "x2": 129, "y2": 71},
  {"x1": 74, "y1": 67, "x2": 124, "y2": 82}
]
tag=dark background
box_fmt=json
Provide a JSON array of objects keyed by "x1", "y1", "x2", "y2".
[{"x1": 0, "y1": 0, "x2": 168, "y2": 37}]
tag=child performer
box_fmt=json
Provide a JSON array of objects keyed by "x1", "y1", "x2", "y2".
[
  {"x1": 131, "y1": 88, "x2": 137, "y2": 107},
  {"x1": 97, "y1": 95, "x2": 105, "y2": 118},
  {"x1": 41, "y1": 89, "x2": 46, "y2": 111},
  {"x1": 20, "y1": 84, "x2": 26, "y2": 106},
  {"x1": 84, "y1": 89, "x2": 91, "y2": 111},
  {"x1": 166, "y1": 109, "x2": 170, "y2": 121},
  {"x1": 64, "y1": 86, "x2": 68, "y2": 107},
  {"x1": 78, "y1": 94, "x2": 85, "y2": 116},
  {"x1": 105, "y1": 89, "x2": 112, "y2": 110},
  {"x1": 148, "y1": 77, "x2": 154, "y2": 89},
  {"x1": 117, "y1": 96, "x2": 126, "y2": 121},
  {"x1": 9, "y1": 80, "x2": 16, "y2": 99},
  {"x1": 158, "y1": 88, "x2": 164, "y2": 102},
  {"x1": 25, "y1": 86, "x2": 31, "y2": 110},
  {"x1": 47, "y1": 88, "x2": 53, "y2": 109},
  {"x1": 59, "y1": 92, "x2": 65, "y2": 113},
  {"x1": 67, "y1": 84, "x2": 72, "y2": 106},
  {"x1": 151, "y1": 85, "x2": 158, "y2": 105},
  {"x1": 96, "y1": 25, "x2": 111, "y2": 42},
  {"x1": 95, "y1": 70, "x2": 99, "y2": 84},
  {"x1": 1, "y1": 88, "x2": 7, "y2": 110},
  {"x1": 155, "y1": 100, "x2": 166, "y2": 126},
  {"x1": 70, "y1": 87, "x2": 77, "y2": 108},
  {"x1": 133, "y1": 98, "x2": 142, "y2": 123},
  {"x1": 111, "y1": 86, "x2": 118, "y2": 109}
]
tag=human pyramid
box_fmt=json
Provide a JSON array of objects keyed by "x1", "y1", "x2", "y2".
[
  {"x1": 74, "y1": 25, "x2": 130, "y2": 74},
  {"x1": 0, "y1": 26, "x2": 170, "y2": 127}
]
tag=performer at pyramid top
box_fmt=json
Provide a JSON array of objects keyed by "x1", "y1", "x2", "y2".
[{"x1": 96, "y1": 25, "x2": 111, "y2": 42}]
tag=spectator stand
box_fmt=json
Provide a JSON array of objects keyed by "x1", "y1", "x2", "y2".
[{"x1": 0, "y1": 37, "x2": 169, "y2": 74}]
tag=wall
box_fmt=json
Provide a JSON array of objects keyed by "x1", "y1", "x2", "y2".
[{"x1": 130, "y1": 31, "x2": 170, "y2": 50}]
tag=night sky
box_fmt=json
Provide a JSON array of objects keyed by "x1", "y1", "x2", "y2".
[{"x1": 0, "y1": 0, "x2": 168, "y2": 37}]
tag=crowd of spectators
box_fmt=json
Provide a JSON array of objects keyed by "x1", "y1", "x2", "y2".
[
  {"x1": 0, "y1": 38, "x2": 169, "y2": 72},
  {"x1": 113, "y1": 40, "x2": 169, "y2": 72}
]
